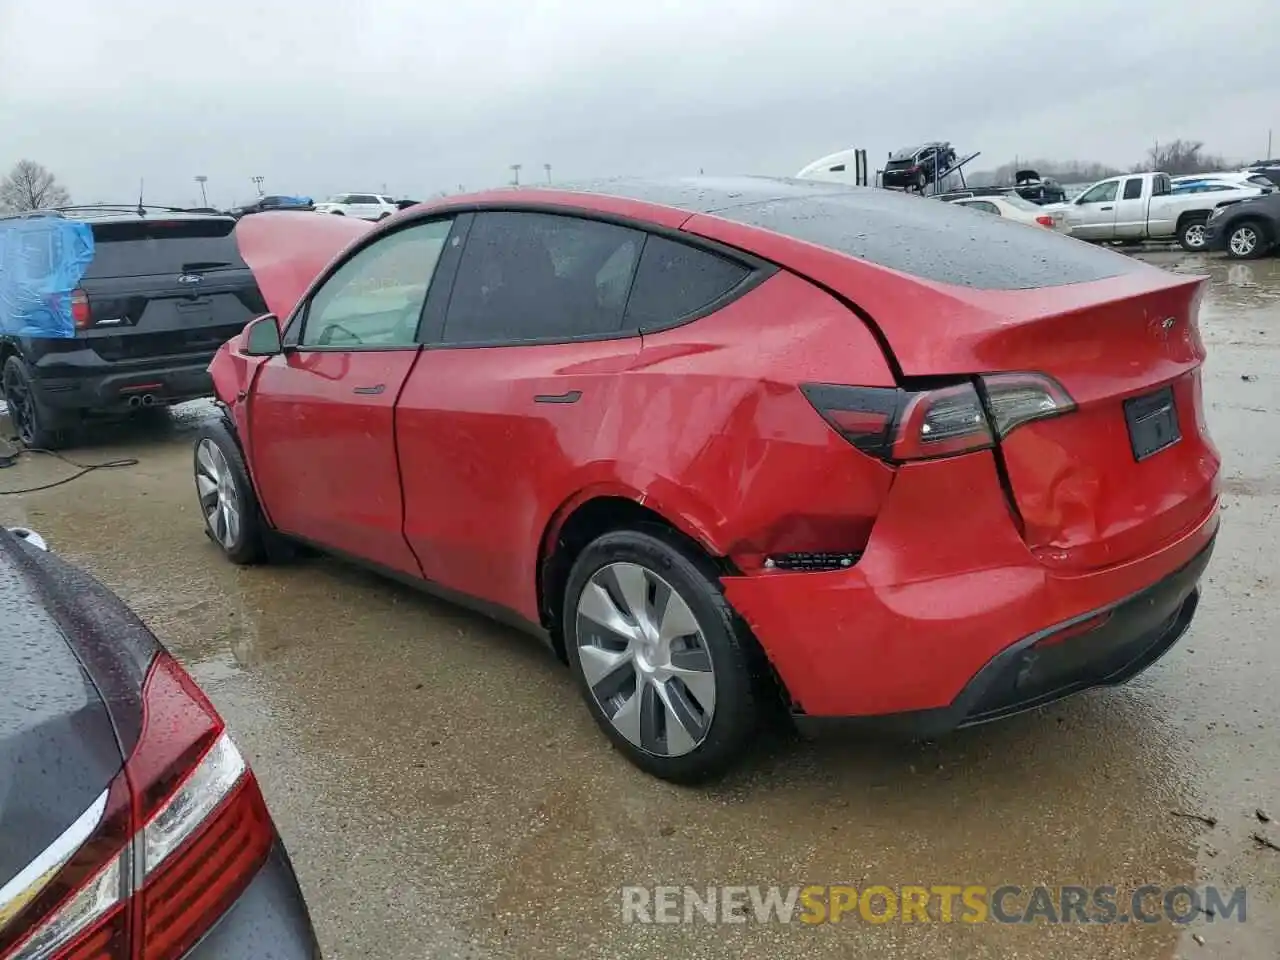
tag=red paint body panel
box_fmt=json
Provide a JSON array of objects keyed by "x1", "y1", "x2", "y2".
[
  {"x1": 248, "y1": 349, "x2": 423, "y2": 577},
  {"x1": 722, "y1": 453, "x2": 1218, "y2": 717},
  {"x1": 210, "y1": 183, "x2": 1222, "y2": 725},
  {"x1": 398, "y1": 338, "x2": 644, "y2": 620}
]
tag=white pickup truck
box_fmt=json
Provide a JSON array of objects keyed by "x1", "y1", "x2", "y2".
[{"x1": 1050, "y1": 171, "x2": 1264, "y2": 251}]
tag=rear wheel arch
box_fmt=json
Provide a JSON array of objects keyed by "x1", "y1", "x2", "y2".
[
  {"x1": 536, "y1": 493, "x2": 734, "y2": 662},
  {"x1": 1175, "y1": 209, "x2": 1210, "y2": 229}
]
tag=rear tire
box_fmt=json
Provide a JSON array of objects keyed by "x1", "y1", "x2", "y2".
[
  {"x1": 193, "y1": 421, "x2": 266, "y2": 564},
  {"x1": 563, "y1": 528, "x2": 760, "y2": 784},
  {"x1": 1225, "y1": 221, "x2": 1268, "y2": 260},
  {"x1": 1177, "y1": 216, "x2": 1209, "y2": 252},
  {"x1": 2, "y1": 356, "x2": 70, "y2": 449}
]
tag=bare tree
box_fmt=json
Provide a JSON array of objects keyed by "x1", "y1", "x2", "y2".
[
  {"x1": 0, "y1": 160, "x2": 71, "y2": 213},
  {"x1": 1135, "y1": 140, "x2": 1226, "y2": 176}
]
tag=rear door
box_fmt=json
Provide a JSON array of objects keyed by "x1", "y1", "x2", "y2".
[
  {"x1": 397, "y1": 210, "x2": 652, "y2": 618},
  {"x1": 1111, "y1": 176, "x2": 1149, "y2": 238},
  {"x1": 77, "y1": 217, "x2": 266, "y2": 364},
  {"x1": 1068, "y1": 179, "x2": 1121, "y2": 239},
  {"x1": 247, "y1": 216, "x2": 458, "y2": 574}
]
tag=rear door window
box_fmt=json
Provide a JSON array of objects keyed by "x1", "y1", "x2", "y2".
[
  {"x1": 442, "y1": 211, "x2": 643, "y2": 344},
  {"x1": 624, "y1": 235, "x2": 750, "y2": 330},
  {"x1": 1122, "y1": 178, "x2": 1144, "y2": 200}
]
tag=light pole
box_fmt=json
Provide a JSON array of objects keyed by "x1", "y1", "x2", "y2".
[
  {"x1": 510, "y1": 164, "x2": 521, "y2": 186},
  {"x1": 251, "y1": 176, "x2": 264, "y2": 197},
  {"x1": 544, "y1": 163, "x2": 552, "y2": 184},
  {"x1": 194, "y1": 175, "x2": 208, "y2": 207}
]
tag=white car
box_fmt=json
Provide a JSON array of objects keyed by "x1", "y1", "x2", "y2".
[
  {"x1": 312, "y1": 193, "x2": 399, "y2": 220},
  {"x1": 945, "y1": 193, "x2": 1069, "y2": 232},
  {"x1": 1171, "y1": 172, "x2": 1275, "y2": 192}
]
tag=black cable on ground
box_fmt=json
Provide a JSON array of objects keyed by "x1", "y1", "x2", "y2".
[{"x1": 0, "y1": 439, "x2": 139, "y2": 494}]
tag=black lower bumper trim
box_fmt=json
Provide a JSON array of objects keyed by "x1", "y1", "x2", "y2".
[
  {"x1": 31, "y1": 363, "x2": 214, "y2": 412},
  {"x1": 793, "y1": 532, "x2": 1216, "y2": 740}
]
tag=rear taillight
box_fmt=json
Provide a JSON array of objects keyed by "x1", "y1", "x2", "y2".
[
  {"x1": 1035, "y1": 215, "x2": 1054, "y2": 227},
  {"x1": 0, "y1": 654, "x2": 273, "y2": 960},
  {"x1": 802, "y1": 373, "x2": 1075, "y2": 463},
  {"x1": 70, "y1": 289, "x2": 91, "y2": 329},
  {"x1": 980, "y1": 372, "x2": 1075, "y2": 436}
]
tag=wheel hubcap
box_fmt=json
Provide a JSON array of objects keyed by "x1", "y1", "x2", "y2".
[
  {"x1": 195, "y1": 439, "x2": 241, "y2": 550},
  {"x1": 1231, "y1": 228, "x2": 1257, "y2": 256},
  {"x1": 1185, "y1": 224, "x2": 1205, "y2": 247},
  {"x1": 575, "y1": 562, "x2": 716, "y2": 758}
]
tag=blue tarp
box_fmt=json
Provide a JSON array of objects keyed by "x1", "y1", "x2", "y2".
[{"x1": 0, "y1": 216, "x2": 95, "y2": 338}]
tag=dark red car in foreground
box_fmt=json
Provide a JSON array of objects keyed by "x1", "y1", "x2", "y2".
[{"x1": 197, "y1": 178, "x2": 1220, "y2": 782}]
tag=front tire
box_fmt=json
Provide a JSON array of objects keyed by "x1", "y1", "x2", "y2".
[
  {"x1": 563, "y1": 529, "x2": 760, "y2": 784},
  {"x1": 1177, "y1": 216, "x2": 1208, "y2": 252},
  {"x1": 1226, "y1": 221, "x2": 1268, "y2": 260},
  {"x1": 2, "y1": 356, "x2": 70, "y2": 449},
  {"x1": 193, "y1": 421, "x2": 266, "y2": 564}
]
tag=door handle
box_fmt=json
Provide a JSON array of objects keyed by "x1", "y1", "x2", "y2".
[
  {"x1": 1101, "y1": 206, "x2": 1113, "y2": 211},
  {"x1": 534, "y1": 390, "x2": 582, "y2": 404},
  {"x1": 353, "y1": 384, "x2": 386, "y2": 395}
]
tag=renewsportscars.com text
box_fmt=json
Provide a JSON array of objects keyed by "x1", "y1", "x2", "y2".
[{"x1": 620, "y1": 884, "x2": 1246, "y2": 925}]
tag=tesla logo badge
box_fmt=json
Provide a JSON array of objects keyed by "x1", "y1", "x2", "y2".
[
  {"x1": 177, "y1": 274, "x2": 203, "y2": 285},
  {"x1": 1161, "y1": 317, "x2": 1176, "y2": 330}
]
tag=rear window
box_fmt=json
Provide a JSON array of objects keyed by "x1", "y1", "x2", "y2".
[
  {"x1": 84, "y1": 219, "x2": 245, "y2": 279},
  {"x1": 720, "y1": 191, "x2": 1134, "y2": 290}
]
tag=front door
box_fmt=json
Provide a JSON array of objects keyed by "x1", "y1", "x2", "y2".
[
  {"x1": 1069, "y1": 179, "x2": 1121, "y2": 240},
  {"x1": 1111, "y1": 176, "x2": 1149, "y2": 239},
  {"x1": 247, "y1": 216, "x2": 457, "y2": 575}
]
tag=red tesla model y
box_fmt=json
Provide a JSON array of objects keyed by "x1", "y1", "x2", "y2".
[{"x1": 196, "y1": 178, "x2": 1220, "y2": 782}]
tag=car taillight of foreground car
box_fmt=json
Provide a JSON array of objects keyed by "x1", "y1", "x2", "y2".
[{"x1": 0, "y1": 655, "x2": 274, "y2": 960}]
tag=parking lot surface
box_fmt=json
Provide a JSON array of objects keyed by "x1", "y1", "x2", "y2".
[{"x1": 2, "y1": 250, "x2": 1278, "y2": 959}]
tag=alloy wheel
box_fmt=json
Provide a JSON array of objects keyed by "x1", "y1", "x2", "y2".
[
  {"x1": 575, "y1": 561, "x2": 717, "y2": 758},
  {"x1": 1184, "y1": 224, "x2": 1206, "y2": 248},
  {"x1": 195, "y1": 438, "x2": 242, "y2": 550},
  {"x1": 1230, "y1": 227, "x2": 1258, "y2": 257},
  {"x1": 3, "y1": 369, "x2": 36, "y2": 446}
]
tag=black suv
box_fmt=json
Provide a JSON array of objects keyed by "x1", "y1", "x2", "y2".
[
  {"x1": 881, "y1": 142, "x2": 958, "y2": 190},
  {"x1": 0, "y1": 206, "x2": 266, "y2": 448}
]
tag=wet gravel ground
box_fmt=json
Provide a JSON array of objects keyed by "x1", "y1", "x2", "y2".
[{"x1": 2, "y1": 250, "x2": 1278, "y2": 959}]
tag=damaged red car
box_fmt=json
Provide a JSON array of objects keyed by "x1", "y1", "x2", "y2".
[{"x1": 198, "y1": 178, "x2": 1221, "y2": 783}]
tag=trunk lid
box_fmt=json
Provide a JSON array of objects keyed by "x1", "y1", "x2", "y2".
[
  {"x1": 949, "y1": 275, "x2": 1220, "y2": 571},
  {"x1": 848, "y1": 269, "x2": 1219, "y2": 572},
  {"x1": 0, "y1": 537, "x2": 125, "y2": 914},
  {"x1": 233, "y1": 210, "x2": 373, "y2": 320}
]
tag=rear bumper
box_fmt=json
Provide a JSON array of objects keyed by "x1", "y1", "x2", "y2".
[
  {"x1": 25, "y1": 347, "x2": 215, "y2": 411},
  {"x1": 183, "y1": 841, "x2": 321, "y2": 960},
  {"x1": 720, "y1": 451, "x2": 1220, "y2": 726},
  {"x1": 791, "y1": 540, "x2": 1210, "y2": 738}
]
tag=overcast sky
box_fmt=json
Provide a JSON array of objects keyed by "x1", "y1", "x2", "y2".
[{"x1": 2, "y1": 0, "x2": 1278, "y2": 207}]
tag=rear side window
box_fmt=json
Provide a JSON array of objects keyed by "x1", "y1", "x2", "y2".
[
  {"x1": 624, "y1": 235, "x2": 750, "y2": 329},
  {"x1": 442, "y1": 212, "x2": 642, "y2": 344},
  {"x1": 83, "y1": 219, "x2": 245, "y2": 279},
  {"x1": 959, "y1": 200, "x2": 1000, "y2": 215},
  {"x1": 1122, "y1": 178, "x2": 1144, "y2": 200}
]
